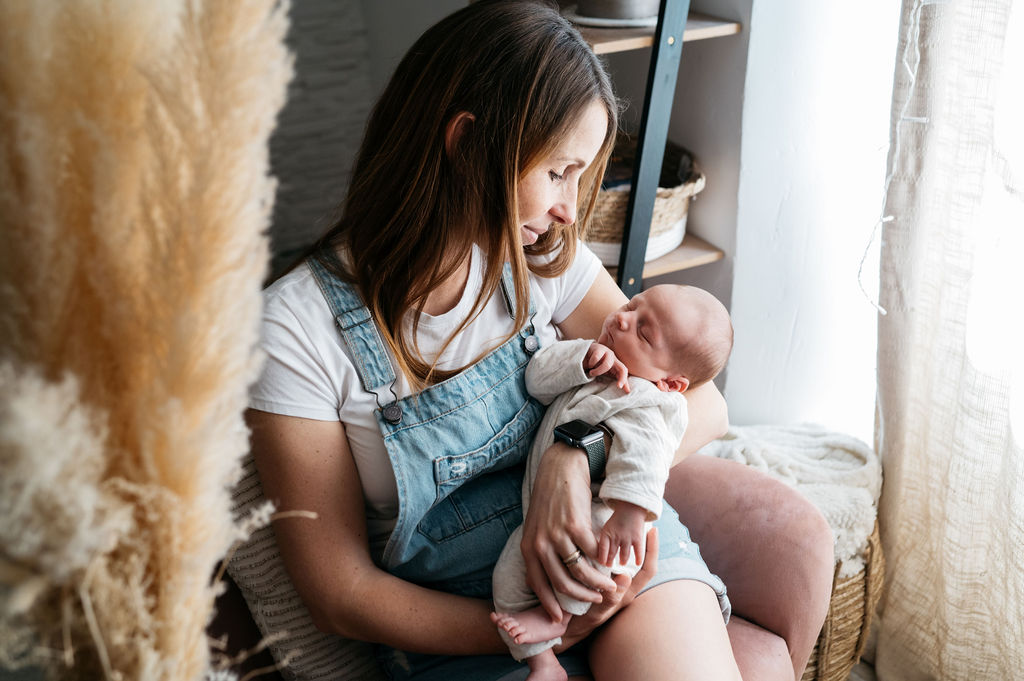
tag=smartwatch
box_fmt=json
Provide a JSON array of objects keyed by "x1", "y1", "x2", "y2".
[{"x1": 553, "y1": 419, "x2": 608, "y2": 481}]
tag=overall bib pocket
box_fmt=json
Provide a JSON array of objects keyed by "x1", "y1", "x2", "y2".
[
  {"x1": 418, "y1": 465, "x2": 524, "y2": 544},
  {"x1": 431, "y1": 398, "x2": 539, "y2": 502}
]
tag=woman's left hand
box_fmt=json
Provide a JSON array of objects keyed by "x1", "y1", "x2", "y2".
[{"x1": 520, "y1": 442, "x2": 619, "y2": 621}]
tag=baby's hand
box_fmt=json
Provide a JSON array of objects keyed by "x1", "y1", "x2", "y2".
[
  {"x1": 584, "y1": 342, "x2": 629, "y2": 392},
  {"x1": 598, "y1": 501, "x2": 649, "y2": 567}
]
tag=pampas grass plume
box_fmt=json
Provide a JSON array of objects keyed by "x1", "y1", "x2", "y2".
[{"x1": 0, "y1": 1, "x2": 293, "y2": 679}]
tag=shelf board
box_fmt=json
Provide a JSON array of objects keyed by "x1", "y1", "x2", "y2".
[
  {"x1": 604, "y1": 232, "x2": 724, "y2": 283},
  {"x1": 579, "y1": 12, "x2": 741, "y2": 55}
]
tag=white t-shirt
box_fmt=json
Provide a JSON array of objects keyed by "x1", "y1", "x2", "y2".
[{"x1": 249, "y1": 242, "x2": 602, "y2": 541}]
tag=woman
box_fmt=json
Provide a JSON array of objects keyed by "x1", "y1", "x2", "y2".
[{"x1": 237, "y1": 2, "x2": 833, "y2": 679}]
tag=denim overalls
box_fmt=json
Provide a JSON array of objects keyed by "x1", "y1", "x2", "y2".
[
  {"x1": 309, "y1": 256, "x2": 727, "y2": 681},
  {"x1": 309, "y1": 256, "x2": 547, "y2": 581}
]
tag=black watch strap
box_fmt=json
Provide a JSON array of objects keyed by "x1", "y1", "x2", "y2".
[
  {"x1": 581, "y1": 433, "x2": 606, "y2": 481},
  {"x1": 554, "y1": 420, "x2": 610, "y2": 481},
  {"x1": 589, "y1": 423, "x2": 611, "y2": 480}
]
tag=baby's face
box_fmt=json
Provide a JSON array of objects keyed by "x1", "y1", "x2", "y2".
[{"x1": 596, "y1": 285, "x2": 695, "y2": 384}]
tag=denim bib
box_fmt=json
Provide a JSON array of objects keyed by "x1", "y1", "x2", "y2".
[{"x1": 309, "y1": 256, "x2": 545, "y2": 598}]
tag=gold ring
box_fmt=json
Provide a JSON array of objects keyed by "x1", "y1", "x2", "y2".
[{"x1": 562, "y1": 548, "x2": 584, "y2": 567}]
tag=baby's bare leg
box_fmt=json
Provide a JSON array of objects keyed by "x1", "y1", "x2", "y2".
[
  {"x1": 524, "y1": 648, "x2": 569, "y2": 681},
  {"x1": 490, "y1": 607, "x2": 570, "y2": 644}
]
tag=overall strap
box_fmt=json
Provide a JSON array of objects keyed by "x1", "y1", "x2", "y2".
[
  {"x1": 307, "y1": 255, "x2": 396, "y2": 393},
  {"x1": 307, "y1": 255, "x2": 531, "y2": 392},
  {"x1": 500, "y1": 262, "x2": 536, "y2": 322},
  {"x1": 500, "y1": 264, "x2": 517, "y2": 320}
]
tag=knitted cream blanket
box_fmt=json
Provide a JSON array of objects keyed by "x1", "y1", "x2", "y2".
[{"x1": 699, "y1": 424, "x2": 881, "y2": 578}]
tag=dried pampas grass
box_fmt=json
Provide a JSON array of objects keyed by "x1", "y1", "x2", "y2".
[{"x1": 0, "y1": 1, "x2": 292, "y2": 679}]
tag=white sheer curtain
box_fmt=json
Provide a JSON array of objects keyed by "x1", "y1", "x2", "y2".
[{"x1": 874, "y1": 0, "x2": 1023, "y2": 678}]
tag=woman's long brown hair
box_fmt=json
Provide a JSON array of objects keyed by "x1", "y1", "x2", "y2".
[{"x1": 310, "y1": 0, "x2": 617, "y2": 390}]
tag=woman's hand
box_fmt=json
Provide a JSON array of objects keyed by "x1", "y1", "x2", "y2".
[
  {"x1": 555, "y1": 527, "x2": 659, "y2": 651},
  {"x1": 521, "y1": 442, "x2": 619, "y2": 620}
]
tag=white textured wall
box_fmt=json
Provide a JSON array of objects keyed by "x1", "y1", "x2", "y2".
[{"x1": 723, "y1": 0, "x2": 899, "y2": 442}]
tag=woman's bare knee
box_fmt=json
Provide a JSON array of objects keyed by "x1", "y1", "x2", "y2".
[{"x1": 588, "y1": 580, "x2": 740, "y2": 681}]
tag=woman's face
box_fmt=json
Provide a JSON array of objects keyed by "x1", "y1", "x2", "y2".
[{"x1": 516, "y1": 100, "x2": 608, "y2": 246}]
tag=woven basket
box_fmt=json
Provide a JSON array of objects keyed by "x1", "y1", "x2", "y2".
[
  {"x1": 585, "y1": 139, "x2": 705, "y2": 266},
  {"x1": 801, "y1": 522, "x2": 885, "y2": 681}
]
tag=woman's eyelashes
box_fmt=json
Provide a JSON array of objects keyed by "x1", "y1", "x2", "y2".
[{"x1": 548, "y1": 169, "x2": 565, "y2": 182}]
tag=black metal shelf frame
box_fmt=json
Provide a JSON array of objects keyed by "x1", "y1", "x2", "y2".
[{"x1": 615, "y1": 0, "x2": 691, "y2": 296}]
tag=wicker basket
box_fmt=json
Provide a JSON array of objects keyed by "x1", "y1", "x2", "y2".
[
  {"x1": 801, "y1": 522, "x2": 886, "y2": 681},
  {"x1": 585, "y1": 138, "x2": 705, "y2": 266}
]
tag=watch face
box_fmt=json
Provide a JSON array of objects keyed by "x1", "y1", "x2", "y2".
[{"x1": 556, "y1": 419, "x2": 601, "y2": 443}]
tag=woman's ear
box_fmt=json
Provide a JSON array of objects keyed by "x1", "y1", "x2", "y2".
[{"x1": 444, "y1": 111, "x2": 476, "y2": 159}]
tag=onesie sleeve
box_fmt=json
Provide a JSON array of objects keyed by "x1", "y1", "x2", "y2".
[
  {"x1": 598, "y1": 390, "x2": 689, "y2": 519},
  {"x1": 524, "y1": 338, "x2": 593, "y2": 404}
]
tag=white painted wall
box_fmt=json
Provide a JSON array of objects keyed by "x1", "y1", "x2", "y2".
[{"x1": 723, "y1": 0, "x2": 899, "y2": 443}]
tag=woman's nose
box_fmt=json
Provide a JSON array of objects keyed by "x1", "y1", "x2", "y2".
[{"x1": 550, "y1": 185, "x2": 578, "y2": 225}]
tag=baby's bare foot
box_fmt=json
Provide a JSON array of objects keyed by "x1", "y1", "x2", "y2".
[{"x1": 490, "y1": 607, "x2": 570, "y2": 644}]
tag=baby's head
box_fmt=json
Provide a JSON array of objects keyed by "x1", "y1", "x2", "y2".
[{"x1": 596, "y1": 284, "x2": 733, "y2": 393}]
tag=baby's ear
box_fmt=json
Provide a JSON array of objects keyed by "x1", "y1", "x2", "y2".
[{"x1": 655, "y1": 376, "x2": 689, "y2": 393}]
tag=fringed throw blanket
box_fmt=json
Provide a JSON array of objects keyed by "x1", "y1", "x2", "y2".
[
  {"x1": 0, "y1": 2, "x2": 291, "y2": 679},
  {"x1": 700, "y1": 424, "x2": 882, "y2": 577}
]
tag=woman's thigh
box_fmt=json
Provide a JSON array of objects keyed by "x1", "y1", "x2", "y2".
[{"x1": 588, "y1": 579, "x2": 741, "y2": 681}]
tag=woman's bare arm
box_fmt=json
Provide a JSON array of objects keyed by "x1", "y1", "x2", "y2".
[
  {"x1": 557, "y1": 267, "x2": 626, "y2": 341},
  {"x1": 672, "y1": 378, "x2": 729, "y2": 464},
  {"x1": 246, "y1": 409, "x2": 507, "y2": 655}
]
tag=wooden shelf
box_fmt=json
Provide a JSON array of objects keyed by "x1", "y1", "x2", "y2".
[
  {"x1": 579, "y1": 12, "x2": 741, "y2": 55},
  {"x1": 604, "y1": 232, "x2": 724, "y2": 282}
]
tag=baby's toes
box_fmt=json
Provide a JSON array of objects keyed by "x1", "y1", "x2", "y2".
[
  {"x1": 506, "y1": 622, "x2": 527, "y2": 638},
  {"x1": 493, "y1": 613, "x2": 516, "y2": 631},
  {"x1": 497, "y1": 616, "x2": 520, "y2": 634}
]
